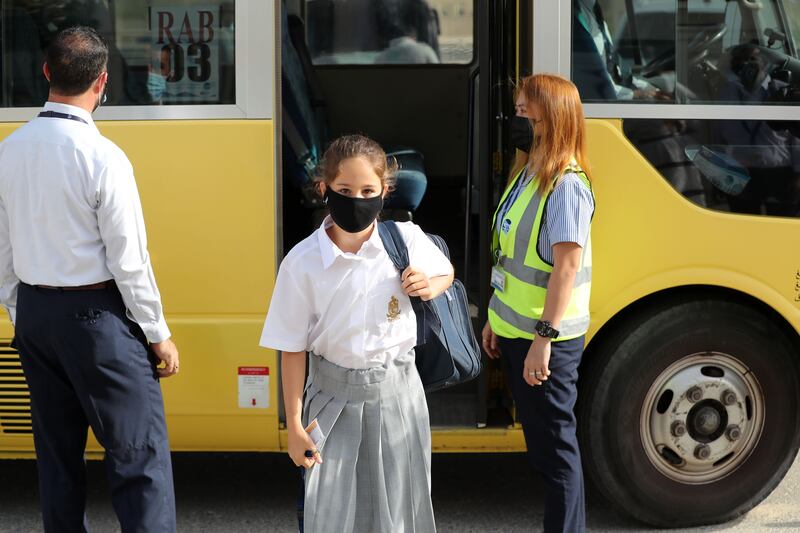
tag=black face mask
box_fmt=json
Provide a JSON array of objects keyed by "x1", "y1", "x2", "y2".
[
  {"x1": 738, "y1": 60, "x2": 766, "y2": 93},
  {"x1": 324, "y1": 188, "x2": 384, "y2": 233},
  {"x1": 510, "y1": 115, "x2": 534, "y2": 153}
]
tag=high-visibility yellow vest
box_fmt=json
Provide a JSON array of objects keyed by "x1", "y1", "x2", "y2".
[{"x1": 488, "y1": 166, "x2": 594, "y2": 342}]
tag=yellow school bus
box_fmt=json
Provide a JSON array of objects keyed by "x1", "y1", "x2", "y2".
[{"x1": 1, "y1": 0, "x2": 799, "y2": 527}]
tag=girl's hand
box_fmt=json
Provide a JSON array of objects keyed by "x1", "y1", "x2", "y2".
[
  {"x1": 288, "y1": 423, "x2": 322, "y2": 469},
  {"x1": 482, "y1": 320, "x2": 501, "y2": 359},
  {"x1": 523, "y1": 337, "x2": 552, "y2": 386},
  {"x1": 401, "y1": 266, "x2": 433, "y2": 300}
]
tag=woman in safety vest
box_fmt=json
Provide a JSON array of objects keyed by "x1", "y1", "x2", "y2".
[{"x1": 482, "y1": 73, "x2": 595, "y2": 533}]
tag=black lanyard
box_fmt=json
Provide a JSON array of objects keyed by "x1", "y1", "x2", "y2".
[{"x1": 38, "y1": 110, "x2": 88, "y2": 125}]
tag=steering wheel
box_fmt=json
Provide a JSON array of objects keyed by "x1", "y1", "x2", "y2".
[{"x1": 640, "y1": 23, "x2": 727, "y2": 78}]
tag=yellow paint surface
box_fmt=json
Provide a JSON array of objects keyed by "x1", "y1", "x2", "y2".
[{"x1": 1, "y1": 117, "x2": 798, "y2": 455}]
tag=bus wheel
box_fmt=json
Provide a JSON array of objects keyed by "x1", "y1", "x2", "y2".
[{"x1": 579, "y1": 299, "x2": 800, "y2": 527}]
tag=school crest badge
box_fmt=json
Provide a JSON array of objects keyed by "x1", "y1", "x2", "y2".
[{"x1": 387, "y1": 296, "x2": 400, "y2": 322}]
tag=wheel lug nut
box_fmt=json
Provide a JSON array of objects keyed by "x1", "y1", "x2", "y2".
[
  {"x1": 687, "y1": 386, "x2": 704, "y2": 403},
  {"x1": 726, "y1": 425, "x2": 742, "y2": 441},
  {"x1": 721, "y1": 389, "x2": 737, "y2": 406},
  {"x1": 695, "y1": 444, "x2": 711, "y2": 460},
  {"x1": 671, "y1": 421, "x2": 687, "y2": 437}
]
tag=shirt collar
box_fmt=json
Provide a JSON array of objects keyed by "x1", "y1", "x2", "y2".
[
  {"x1": 42, "y1": 102, "x2": 98, "y2": 131},
  {"x1": 317, "y1": 216, "x2": 385, "y2": 270}
]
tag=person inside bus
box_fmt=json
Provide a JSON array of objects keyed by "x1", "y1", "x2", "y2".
[
  {"x1": 572, "y1": 0, "x2": 663, "y2": 101},
  {"x1": 375, "y1": 0, "x2": 440, "y2": 64},
  {"x1": 260, "y1": 134, "x2": 453, "y2": 532},
  {"x1": 716, "y1": 43, "x2": 800, "y2": 216},
  {"x1": 483, "y1": 74, "x2": 595, "y2": 533},
  {"x1": 146, "y1": 47, "x2": 171, "y2": 104}
]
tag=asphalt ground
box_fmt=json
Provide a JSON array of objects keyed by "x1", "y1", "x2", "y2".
[{"x1": 1, "y1": 452, "x2": 798, "y2": 532}]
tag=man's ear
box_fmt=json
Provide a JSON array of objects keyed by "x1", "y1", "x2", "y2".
[
  {"x1": 94, "y1": 71, "x2": 108, "y2": 95},
  {"x1": 42, "y1": 63, "x2": 51, "y2": 82}
]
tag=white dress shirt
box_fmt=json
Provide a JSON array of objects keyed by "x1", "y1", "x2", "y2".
[
  {"x1": 0, "y1": 102, "x2": 170, "y2": 343},
  {"x1": 260, "y1": 217, "x2": 453, "y2": 369}
]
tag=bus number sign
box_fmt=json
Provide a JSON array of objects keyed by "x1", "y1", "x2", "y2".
[{"x1": 150, "y1": 6, "x2": 220, "y2": 103}]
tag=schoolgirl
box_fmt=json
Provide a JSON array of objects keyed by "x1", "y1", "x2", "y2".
[{"x1": 260, "y1": 134, "x2": 454, "y2": 532}]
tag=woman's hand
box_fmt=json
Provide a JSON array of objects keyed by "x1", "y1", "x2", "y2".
[
  {"x1": 402, "y1": 266, "x2": 433, "y2": 300},
  {"x1": 482, "y1": 320, "x2": 501, "y2": 359},
  {"x1": 523, "y1": 337, "x2": 552, "y2": 386},
  {"x1": 287, "y1": 422, "x2": 322, "y2": 469}
]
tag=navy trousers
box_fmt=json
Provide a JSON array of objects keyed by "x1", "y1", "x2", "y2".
[
  {"x1": 499, "y1": 335, "x2": 586, "y2": 533},
  {"x1": 14, "y1": 283, "x2": 176, "y2": 533}
]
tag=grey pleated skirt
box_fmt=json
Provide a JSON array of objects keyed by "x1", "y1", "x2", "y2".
[{"x1": 302, "y1": 351, "x2": 436, "y2": 533}]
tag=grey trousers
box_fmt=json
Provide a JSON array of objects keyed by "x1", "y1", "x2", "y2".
[{"x1": 302, "y1": 352, "x2": 436, "y2": 533}]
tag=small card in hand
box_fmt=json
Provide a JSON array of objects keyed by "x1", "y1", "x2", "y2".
[{"x1": 305, "y1": 418, "x2": 324, "y2": 446}]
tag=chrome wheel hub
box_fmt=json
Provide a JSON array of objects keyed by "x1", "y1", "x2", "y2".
[{"x1": 640, "y1": 352, "x2": 764, "y2": 484}]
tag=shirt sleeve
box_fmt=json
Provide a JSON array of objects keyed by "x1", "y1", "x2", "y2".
[
  {"x1": 96, "y1": 155, "x2": 171, "y2": 343},
  {"x1": 546, "y1": 175, "x2": 595, "y2": 248},
  {"x1": 401, "y1": 222, "x2": 454, "y2": 279},
  {"x1": 0, "y1": 195, "x2": 18, "y2": 324},
  {"x1": 259, "y1": 261, "x2": 312, "y2": 352}
]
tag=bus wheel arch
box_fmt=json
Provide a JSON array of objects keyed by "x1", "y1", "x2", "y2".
[{"x1": 578, "y1": 286, "x2": 800, "y2": 527}]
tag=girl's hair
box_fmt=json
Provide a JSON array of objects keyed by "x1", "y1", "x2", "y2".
[
  {"x1": 514, "y1": 74, "x2": 591, "y2": 195},
  {"x1": 314, "y1": 134, "x2": 398, "y2": 196}
]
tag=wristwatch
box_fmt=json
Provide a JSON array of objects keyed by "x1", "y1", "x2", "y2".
[{"x1": 535, "y1": 320, "x2": 560, "y2": 339}]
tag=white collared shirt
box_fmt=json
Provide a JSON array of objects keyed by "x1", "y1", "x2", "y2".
[
  {"x1": 0, "y1": 102, "x2": 170, "y2": 343},
  {"x1": 260, "y1": 217, "x2": 453, "y2": 369}
]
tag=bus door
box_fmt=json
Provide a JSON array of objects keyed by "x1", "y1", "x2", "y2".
[{"x1": 279, "y1": 0, "x2": 505, "y2": 430}]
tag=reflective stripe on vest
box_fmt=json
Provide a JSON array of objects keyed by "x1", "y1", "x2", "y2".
[
  {"x1": 489, "y1": 167, "x2": 593, "y2": 341},
  {"x1": 497, "y1": 255, "x2": 592, "y2": 289},
  {"x1": 490, "y1": 296, "x2": 591, "y2": 337}
]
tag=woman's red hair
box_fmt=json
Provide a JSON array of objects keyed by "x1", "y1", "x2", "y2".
[{"x1": 516, "y1": 74, "x2": 591, "y2": 195}]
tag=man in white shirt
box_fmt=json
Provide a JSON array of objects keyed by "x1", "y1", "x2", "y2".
[{"x1": 0, "y1": 26, "x2": 178, "y2": 532}]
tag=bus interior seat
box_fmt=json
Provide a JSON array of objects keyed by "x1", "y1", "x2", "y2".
[{"x1": 281, "y1": 8, "x2": 429, "y2": 217}]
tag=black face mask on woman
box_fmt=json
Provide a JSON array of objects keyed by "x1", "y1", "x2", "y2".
[
  {"x1": 509, "y1": 115, "x2": 534, "y2": 153},
  {"x1": 324, "y1": 188, "x2": 384, "y2": 233}
]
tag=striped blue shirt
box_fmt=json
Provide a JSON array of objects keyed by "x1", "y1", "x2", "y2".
[
  {"x1": 538, "y1": 173, "x2": 594, "y2": 264},
  {"x1": 495, "y1": 171, "x2": 595, "y2": 265}
]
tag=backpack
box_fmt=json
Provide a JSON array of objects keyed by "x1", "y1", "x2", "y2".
[{"x1": 377, "y1": 221, "x2": 482, "y2": 392}]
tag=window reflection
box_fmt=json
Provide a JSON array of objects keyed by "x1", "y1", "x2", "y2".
[
  {"x1": 0, "y1": 1, "x2": 235, "y2": 108},
  {"x1": 572, "y1": 0, "x2": 800, "y2": 105},
  {"x1": 306, "y1": 0, "x2": 473, "y2": 65},
  {"x1": 626, "y1": 118, "x2": 800, "y2": 217}
]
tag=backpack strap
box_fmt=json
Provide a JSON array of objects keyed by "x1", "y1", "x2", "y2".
[{"x1": 377, "y1": 221, "x2": 410, "y2": 272}]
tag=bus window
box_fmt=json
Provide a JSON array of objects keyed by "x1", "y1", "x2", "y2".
[
  {"x1": 623, "y1": 118, "x2": 800, "y2": 217},
  {"x1": 0, "y1": 1, "x2": 236, "y2": 107},
  {"x1": 571, "y1": 0, "x2": 800, "y2": 106},
  {"x1": 305, "y1": 0, "x2": 473, "y2": 65},
  {"x1": 786, "y1": 1, "x2": 800, "y2": 55}
]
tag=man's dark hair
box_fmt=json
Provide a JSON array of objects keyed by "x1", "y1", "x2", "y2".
[
  {"x1": 377, "y1": 0, "x2": 427, "y2": 41},
  {"x1": 45, "y1": 26, "x2": 108, "y2": 96}
]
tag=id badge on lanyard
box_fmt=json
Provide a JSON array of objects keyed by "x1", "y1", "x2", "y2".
[{"x1": 491, "y1": 264, "x2": 506, "y2": 293}]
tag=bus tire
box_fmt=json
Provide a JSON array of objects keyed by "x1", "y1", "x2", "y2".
[{"x1": 579, "y1": 298, "x2": 800, "y2": 527}]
